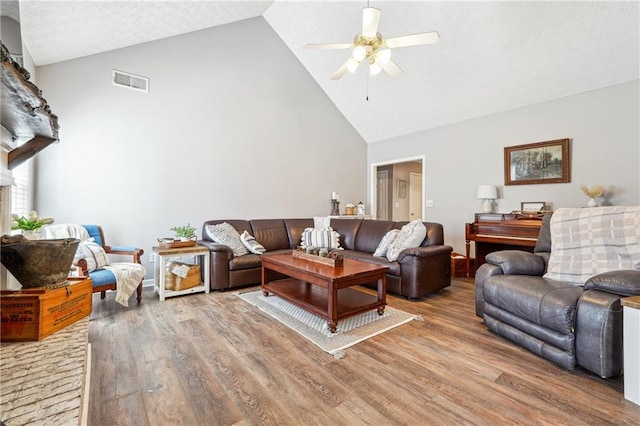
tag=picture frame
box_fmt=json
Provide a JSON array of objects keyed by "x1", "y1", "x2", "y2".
[
  {"x1": 520, "y1": 201, "x2": 547, "y2": 212},
  {"x1": 504, "y1": 138, "x2": 570, "y2": 185},
  {"x1": 397, "y1": 179, "x2": 407, "y2": 199}
]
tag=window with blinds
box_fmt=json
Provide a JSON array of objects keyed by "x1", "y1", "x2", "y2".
[{"x1": 11, "y1": 159, "x2": 32, "y2": 216}]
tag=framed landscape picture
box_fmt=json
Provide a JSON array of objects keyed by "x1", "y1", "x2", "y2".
[{"x1": 504, "y1": 138, "x2": 570, "y2": 185}]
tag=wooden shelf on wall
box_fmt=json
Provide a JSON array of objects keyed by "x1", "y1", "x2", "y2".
[{"x1": 1, "y1": 42, "x2": 59, "y2": 169}]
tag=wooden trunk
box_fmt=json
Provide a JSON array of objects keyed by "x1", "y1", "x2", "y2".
[{"x1": 0, "y1": 278, "x2": 92, "y2": 341}]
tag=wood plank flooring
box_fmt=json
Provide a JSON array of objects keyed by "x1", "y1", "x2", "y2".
[{"x1": 87, "y1": 279, "x2": 640, "y2": 425}]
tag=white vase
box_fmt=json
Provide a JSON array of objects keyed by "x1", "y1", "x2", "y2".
[
  {"x1": 22, "y1": 230, "x2": 40, "y2": 239},
  {"x1": 587, "y1": 198, "x2": 598, "y2": 208}
]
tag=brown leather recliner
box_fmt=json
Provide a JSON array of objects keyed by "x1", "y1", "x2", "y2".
[
  {"x1": 198, "y1": 218, "x2": 452, "y2": 299},
  {"x1": 475, "y1": 212, "x2": 640, "y2": 378}
]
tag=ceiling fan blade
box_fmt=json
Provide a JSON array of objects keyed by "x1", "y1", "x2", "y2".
[
  {"x1": 362, "y1": 7, "x2": 381, "y2": 38},
  {"x1": 385, "y1": 31, "x2": 440, "y2": 48},
  {"x1": 330, "y1": 60, "x2": 351, "y2": 80},
  {"x1": 304, "y1": 43, "x2": 353, "y2": 50},
  {"x1": 380, "y1": 60, "x2": 403, "y2": 78}
]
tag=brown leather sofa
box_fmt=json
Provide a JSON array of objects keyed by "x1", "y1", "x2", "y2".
[{"x1": 198, "y1": 218, "x2": 453, "y2": 299}]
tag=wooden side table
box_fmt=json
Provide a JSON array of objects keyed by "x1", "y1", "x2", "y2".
[
  {"x1": 621, "y1": 296, "x2": 640, "y2": 406},
  {"x1": 152, "y1": 245, "x2": 210, "y2": 301}
]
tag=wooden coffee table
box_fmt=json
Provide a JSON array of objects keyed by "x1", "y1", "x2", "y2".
[{"x1": 261, "y1": 253, "x2": 388, "y2": 333}]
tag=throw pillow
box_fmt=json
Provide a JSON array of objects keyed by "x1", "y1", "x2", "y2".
[
  {"x1": 386, "y1": 220, "x2": 427, "y2": 262},
  {"x1": 240, "y1": 230, "x2": 266, "y2": 255},
  {"x1": 205, "y1": 222, "x2": 249, "y2": 257},
  {"x1": 74, "y1": 240, "x2": 110, "y2": 272},
  {"x1": 301, "y1": 228, "x2": 341, "y2": 250},
  {"x1": 373, "y1": 229, "x2": 400, "y2": 257}
]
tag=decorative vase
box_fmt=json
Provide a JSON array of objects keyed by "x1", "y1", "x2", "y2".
[
  {"x1": 22, "y1": 229, "x2": 41, "y2": 240},
  {"x1": 587, "y1": 198, "x2": 598, "y2": 208}
]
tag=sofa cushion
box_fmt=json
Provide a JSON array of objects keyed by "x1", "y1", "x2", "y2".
[
  {"x1": 228, "y1": 253, "x2": 262, "y2": 271},
  {"x1": 373, "y1": 229, "x2": 400, "y2": 257},
  {"x1": 387, "y1": 220, "x2": 427, "y2": 262},
  {"x1": 483, "y1": 275, "x2": 583, "y2": 334},
  {"x1": 284, "y1": 218, "x2": 314, "y2": 248},
  {"x1": 355, "y1": 220, "x2": 395, "y2": 253},
  {"x1": 328, "y1": 219, "x2": 362, "y2": 250},
  {"x1": 240, "y1": 231, "x2": 266, "y2": 254},
  {"x1": 340, "y1": 250, "x2": 400, "y2": 275},
  {"x1": 249, "y1": 219, "x2": 290, "y2": 252},
  {"x1": 301, "y1": 228, "x2": 341, "y2": 249},
  {"x1": 206, "y1": 222, "x2": 249, "y2": 257}
]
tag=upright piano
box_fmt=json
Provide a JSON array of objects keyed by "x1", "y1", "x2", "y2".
[{"x1": 465, "y1": 213, "x2": 543, "y2": 276}]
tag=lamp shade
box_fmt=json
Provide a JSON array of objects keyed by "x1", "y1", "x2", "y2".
[{"x1": 477, "y1": 185, "x2": 497, "y2": 200}]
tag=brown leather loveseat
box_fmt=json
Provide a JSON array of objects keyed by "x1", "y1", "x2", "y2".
[{"x1": 199, "y1": 218, "x2": 453, "y2": 299}]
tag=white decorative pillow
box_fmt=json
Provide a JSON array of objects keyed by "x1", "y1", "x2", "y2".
[
  {"x1": 386, "y1": 220, "x2": 427, "y2": 262},
  {"x1": 205, "y1": 222, "x2": 249, "y2": 257},
  {"x1": 373, "y1": 229, "x2": 400, "y2": 257},
  {"x1": 301, "y1": 228, "x2": 341, "y2": 250},
  {"x1": 240, "y1": 230, "x2": 266, "y2": 255},
  {"x1": 74, "y1": 240, "x2": 110, "y2": 272}
]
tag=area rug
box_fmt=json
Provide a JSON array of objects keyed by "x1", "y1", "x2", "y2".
[{"x1": 238, "y1": 290, "x2": 422, "y2": 358}]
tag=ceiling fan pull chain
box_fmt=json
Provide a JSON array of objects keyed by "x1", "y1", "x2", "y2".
[{"x1": 366, "y1": 75, "x2": 370, "y2": 101}]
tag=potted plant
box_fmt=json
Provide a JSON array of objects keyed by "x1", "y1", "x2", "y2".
[
  {"x1": 170, "y1": 223, "x2": 197, "y2": 241},
  {"x1": 11, "y1": 211, "x2": 54, "y2": 239}
]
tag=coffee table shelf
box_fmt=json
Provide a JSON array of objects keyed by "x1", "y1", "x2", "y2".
[
  {"x1": 261, "y1": 253, "x2": 388, "y2": 332},
  {"x1": 265, "y1": 278, "x2": 381, "y2": 320}
]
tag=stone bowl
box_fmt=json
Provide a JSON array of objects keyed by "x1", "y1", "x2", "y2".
[{"x1": 0, "y1": 235, "x2": 80, "y2": 288}]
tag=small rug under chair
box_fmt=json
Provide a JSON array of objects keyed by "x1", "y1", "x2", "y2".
[{"x1": 238, "y1": 290, "x2": 422, "y2": 358}]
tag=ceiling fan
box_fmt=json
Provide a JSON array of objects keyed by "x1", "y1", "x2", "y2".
[{"x1": 304, "y1": 6, "x2": 439, "y2": 80}]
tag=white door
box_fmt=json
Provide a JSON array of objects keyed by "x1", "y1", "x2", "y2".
[
  {"x1": 376, "y1": 170, "x2": 389, "y2": 220},
  {"x1": 409, "y1": 172, "x2": 423, "y2": 221}
]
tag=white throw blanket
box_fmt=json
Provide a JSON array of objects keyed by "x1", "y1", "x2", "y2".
[
  {"x1": 104, "y1": 263, "x2": 147, "y2": 307},
  {"x1": 544, "y1": 206, "x2": 640, "y2": 284},
  {"x1": 41, "y1": 223, "x2": 90, "y2": 241}
]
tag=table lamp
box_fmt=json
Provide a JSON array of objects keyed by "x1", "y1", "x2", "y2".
[{"x1": 477, "y1": 185, "x2": 497, "y2": 213}]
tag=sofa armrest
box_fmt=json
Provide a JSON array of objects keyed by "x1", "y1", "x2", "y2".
[
  {"x1": 584, "y1": 270, "x2": 640, "y2": 296},
  {"x1": 485, "y1": 250, "x2": 545, "y2": 276},
  {"x1": 197, "y1": 240, "x2": 234, "y2": 258},
  {"x1": 396, "y1": 245, "x2": 452, "y2": 262}
]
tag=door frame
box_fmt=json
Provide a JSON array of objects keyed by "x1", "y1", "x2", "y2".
[{"x1": 370, "y1": 155, "x2": 426, "y2": 221}]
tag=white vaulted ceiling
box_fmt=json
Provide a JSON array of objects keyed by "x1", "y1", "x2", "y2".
[{"x1": 12, "y1": 0, "x2": 640, "y2": 144}]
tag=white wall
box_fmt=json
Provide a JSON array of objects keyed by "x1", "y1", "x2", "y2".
[
  {"x1": 35, "y1": 17, "x2": 367, "y2": 276},
  {"x1": 368, "y1": 80, "x2": 640, "y2": 255}
]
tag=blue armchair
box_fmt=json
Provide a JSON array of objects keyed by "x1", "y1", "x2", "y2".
[{"x1": 76, "y1": 225, "x2": 145, "y2": 303}]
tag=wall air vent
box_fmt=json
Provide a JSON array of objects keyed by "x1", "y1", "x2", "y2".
[{"x1": 112, "y1": 70, "x2": 149, "y2": 93}]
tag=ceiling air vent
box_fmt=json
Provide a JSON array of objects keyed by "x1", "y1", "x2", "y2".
[{"x1": 112, "y1": 70, "x2": 149, "y2": 93}]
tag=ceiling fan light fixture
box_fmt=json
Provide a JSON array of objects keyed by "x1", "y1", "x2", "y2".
[
  {"x1": 369, "y1": 63, "x2": 382, "y2": 76},
  {"x1": 352, "y1": 45, "x2": 367, "y2": 61}
]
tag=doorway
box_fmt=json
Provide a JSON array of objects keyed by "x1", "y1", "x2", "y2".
[{"x1": 371, "y1": 157, "x2": 424, "y2": 222}]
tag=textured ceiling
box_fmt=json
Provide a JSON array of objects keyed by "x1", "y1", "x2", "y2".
[{"x1": 10, "y1": 1, "x2": 640, "y2": 144}]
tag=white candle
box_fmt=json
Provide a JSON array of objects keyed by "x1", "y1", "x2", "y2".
[
  {"x1": 332, "y1": 192, "x2": 337, "y2": 200},
  {"x1": 336, "y1": 194, "x2": 340, "y2": 202}
]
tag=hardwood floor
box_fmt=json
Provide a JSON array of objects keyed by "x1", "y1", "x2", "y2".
[{"x1": 88, "y1": 279, "x2": 640, "y2": 425}]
